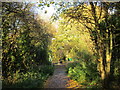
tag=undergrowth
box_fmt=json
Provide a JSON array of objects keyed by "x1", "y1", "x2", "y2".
[
  {"x1": 3, "y1": 65, "x2": 54, "y2": 88},
  {"x1": 66, "y1": 61, "x2": 101, "y2": 88}
]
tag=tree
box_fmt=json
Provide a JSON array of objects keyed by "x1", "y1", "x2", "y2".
[
  {"x1": 49, "y1": 13, "x2": 95, "y2": 63},
  {"x1": 58, "y1": 2, "x2": 120, "y2": 88},
  {"x1": 2, "y1": 2, "x2": 53, "y2": 80}
]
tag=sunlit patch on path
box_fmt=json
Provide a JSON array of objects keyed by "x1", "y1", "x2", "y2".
[
  {"x1": 66, "y1": 79, "x2": 80, "y2": 88},
  {"x1": 44, "y1": 64, "x2": 81, "y2": 88}
]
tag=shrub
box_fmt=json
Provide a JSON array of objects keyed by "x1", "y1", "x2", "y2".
[
  {"x1": 3, "y1": 65, "x2": 54, "y2": 88},
  {"x1": 66, "y1": 61, "x2": 100, "y2": 88},
  {"x1": 40, "y1": 65, "x2": 54, "y2": 75}
]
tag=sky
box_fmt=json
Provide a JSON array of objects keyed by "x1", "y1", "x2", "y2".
[
  {"x1": 32, "y1": 2, "x2": 59, "y2": 29},
  {"x1": 33, "y1": 2, "x2": 58, "y2": 21},
  {"x1": 38, "y1": 5, "x2": 56, "y2": 20}
]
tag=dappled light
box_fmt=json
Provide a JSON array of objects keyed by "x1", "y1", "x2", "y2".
[{"x1": 1, "y1": 1, "x2": 120, "y2": 89}]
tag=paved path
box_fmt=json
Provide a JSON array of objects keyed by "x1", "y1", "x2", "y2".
[{"x1": 44, "y1": 64, "x2": 79, "y2": 88}]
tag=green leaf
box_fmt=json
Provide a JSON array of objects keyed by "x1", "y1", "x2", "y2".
[
  {"x1": 47, "y1": 4, "x2": 50, "y2": 7},
  {"x1": 50, "y1": 2, "x2": 54, "y2": 4},
  {"x1": 11, "y1": 55, "x2": 15, "y2": 62}
]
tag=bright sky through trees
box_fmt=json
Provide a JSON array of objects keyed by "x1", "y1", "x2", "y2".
[
  {"x1": 33, "y1": 2, "x2": 57, "y2": 21},
  {"x1": 31, "y1": 2, "x2": 59, "y2": 29}
]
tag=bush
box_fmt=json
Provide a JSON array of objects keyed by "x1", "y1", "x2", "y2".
[
  {"x1": 40, "y1": 65, "x2": 54, "y2": 75},
  {"x1": 66, "y1": 62, "x2": 81, "y2": 73},
  {"x1": 66, "y1": 61, "x2": 100, "y2": 88},
  {"x1": 3, "y1": 65, "x2": 54, "y2": 88}
]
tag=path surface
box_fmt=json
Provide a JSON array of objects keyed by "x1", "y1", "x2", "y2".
[{"x1": 44, "y1": 64, "x2": 79, "y2": 88}]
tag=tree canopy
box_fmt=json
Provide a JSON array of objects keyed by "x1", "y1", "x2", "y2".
[{"x1": 1, "y1": 1, "x2": 120, "y2": 89}]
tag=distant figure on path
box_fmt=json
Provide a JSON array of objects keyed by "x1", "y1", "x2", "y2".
[
  {"x1": 68, "y1": 58, "x2": 72, "y2": 61},
  {"x1": 59, "y1": 59, "x2": 62, "y2": 64}
]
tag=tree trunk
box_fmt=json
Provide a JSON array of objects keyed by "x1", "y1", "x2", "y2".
[{"x1": 106, "y1": 33, "x2": 112, "y2": 75}]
